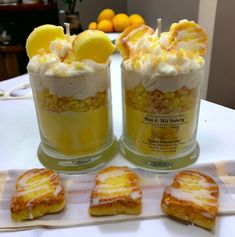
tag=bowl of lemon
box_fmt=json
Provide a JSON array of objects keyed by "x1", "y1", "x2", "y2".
[{"x1": 87, "y1": 8, "x2": 146, "y2": 42}]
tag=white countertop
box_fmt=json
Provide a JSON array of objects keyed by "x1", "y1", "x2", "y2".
[{"x1": 1, "y1": 53, "x2": 235, "y2": 236}]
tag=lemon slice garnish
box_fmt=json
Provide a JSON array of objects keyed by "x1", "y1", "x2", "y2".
[
  {"x1": 168, "y1": 20, "x2": 208, "y2": 55},
  {"x1": 26, "y1": 24, "x2": 65, "y2": 59},
  {"x1": 72, "y1": 30, "x2": 116, "y2": 63},
  {"x1": 115, "y1": 24, "x2": 154, "y2": 60}
]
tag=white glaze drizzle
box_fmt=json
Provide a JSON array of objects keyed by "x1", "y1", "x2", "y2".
[
  {"x1": 167, "y1": 187, "x2": 216, "y2": 207},
  {"x1": 95, "y1": 185, "x2": 137, "y2": 194},
  {"x1": 15, "y1": 184, "x2": 50, "y2": 197},
  {"x1": 92, "y1": 168, "x2": 141, "y2": 206},
  {"x1": 131, "y1": 191, "x2": 142, "y2": 200},
  {"x1": 15, "y1": 169, "x2": 63, "y2": 219},
  {"x1": 97, "y1": 169, "x2": 127, "y2": 182},
  {"x1": 166, "y1": 171, "x2": 218, "y2": 207}
]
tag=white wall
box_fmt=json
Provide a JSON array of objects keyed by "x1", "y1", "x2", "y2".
[
  {"x1": 77, "y1": 0, "x2": 127, "y2": 29},
  {"x1": 127, "y1": 0, "x2": 199, "y2": 31},
  {"x1": 57, "y1": 0, "x2": 199, "y2": 31},
  {"x1": 198, "y1": 0, "x2": 218, "y2": 99},
  {"x1": 57, "y1": 0, "x2": 127, "y2": 29},
  {"x1": 206, "y1": 0, "x2": 235, "y2": 108}
]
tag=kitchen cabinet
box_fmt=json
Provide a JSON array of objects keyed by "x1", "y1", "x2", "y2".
[{"x1": 0, "y1": 2, "x2": 59, "y2": 79}]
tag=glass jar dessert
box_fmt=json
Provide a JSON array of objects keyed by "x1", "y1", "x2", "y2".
[
  {"x1": 120, "y1": 65, "x2": 203, "y2": 170},
  {"x1": 116, "y1": 20, "x2": 208, "y2": 171},
  {"x1": 26, "y1": 25, "x2": 117, "y2": 172}
]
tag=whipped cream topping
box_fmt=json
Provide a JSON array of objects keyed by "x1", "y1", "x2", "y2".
[
  {"x1": 29, "y1": 63, "x2": 110, "y2": 100},
  {"x1": 123, "y1": 66, "x2": 203, "y2": 92},
  {"x1": 27, "y1": 36, "x2": 109, "y2": 77},
  {"x1": 28, "y1": 54, "x2": 109, "y2": 77},
  {"x1": 123, "y1": 33, "x2": 205, "y2": 76},
  {"x1": 49, "y1": 39, "x2": 72, "y2": 59},
  {"x1": 27, "y1": 36, "x2": 110, "y2": 99},
  {"x1": 122, "y1": 20, "x2": 206, "y2": 92}
]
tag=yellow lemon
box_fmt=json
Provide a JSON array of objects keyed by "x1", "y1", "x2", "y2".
[
  {"x1": 112, "y1": 13, "x2": 131, "y2": 32},
  {"x1": 129, "y1": 14, "x2": 145, "y2": 26},
  {"x1": 26, "y1": 24, "x2": 65, "y2": 59},
  {"x1": 97, "y1": 8, "x2": 115, "y2": 22},
  {"x1": 88, "y1": 21, "x2": 97, "y2": 30},
  {"x1": 115, "y1": 24, "x2": 154, "y2": 59},
  {"x1": 97, "y1": 19, "x2": 113, "y2": 32},
  {"x1": 72, "y1": 30, "x2": 116, "y2": 63}
]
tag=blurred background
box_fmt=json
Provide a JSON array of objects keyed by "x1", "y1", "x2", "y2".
[{"x1": 0, "y1": 0, "x2": 234, "y2": 109}]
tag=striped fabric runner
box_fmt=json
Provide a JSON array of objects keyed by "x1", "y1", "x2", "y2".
[{"x1": 0, "y1": 160, "x2": 234, "y2": 231}]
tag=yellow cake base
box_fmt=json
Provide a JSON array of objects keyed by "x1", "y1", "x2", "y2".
[{"x1": 37, "y1": 105, "x2": 112, "y2": 155}]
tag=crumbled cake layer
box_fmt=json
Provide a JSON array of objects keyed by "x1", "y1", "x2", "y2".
[
  {"x1": 125, "y1": 85, "x2": 198, "y2": 114},
  {"x1": 35, "y1": 89, "x2": 108, "y2": 113}
]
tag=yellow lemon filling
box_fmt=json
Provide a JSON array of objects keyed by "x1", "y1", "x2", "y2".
[
  {"x1": 35, "y1": 89, "x2": 111, "y2": 155},
  {"x1": 38, "y1": 106, "x2": 111, "y2": 155}
]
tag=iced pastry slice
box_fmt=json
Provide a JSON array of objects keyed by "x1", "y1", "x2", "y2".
[
  {"x1": 89, "y1": 166, "x2": 142, "y2": 216},
  {"x1": 11, "y1": 168, "x2": 65, "y2": 221},
  {"x1": 161, "y1": 170, "x2": 219, "y2": 230}
]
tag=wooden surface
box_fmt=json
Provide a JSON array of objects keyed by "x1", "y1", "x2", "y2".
[
  {"x1": 0, "y1": 2, "x2": 57, "y2": 11},
  {"x1": 0, "y1": 44, "x2": 24, "y2": 81},
  {"x1": 0, "y1": 2, "x2": 58, "y2": 80}
]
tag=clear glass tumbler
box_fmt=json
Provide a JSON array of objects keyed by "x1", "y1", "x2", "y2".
[
  {"x1": 29, "y1": 64, "x2": 116, "y2": 172},
  {"x1": 120, "y1": 64, "x2": 204, "y2": 171}
]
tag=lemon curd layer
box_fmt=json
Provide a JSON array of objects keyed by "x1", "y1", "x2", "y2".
[
  {"x1": 33, "y1": 88, "x2": 112, "y2": 156},
  {"x1": 37, "y1": 105, "x2": 111, "y2": 155}
]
